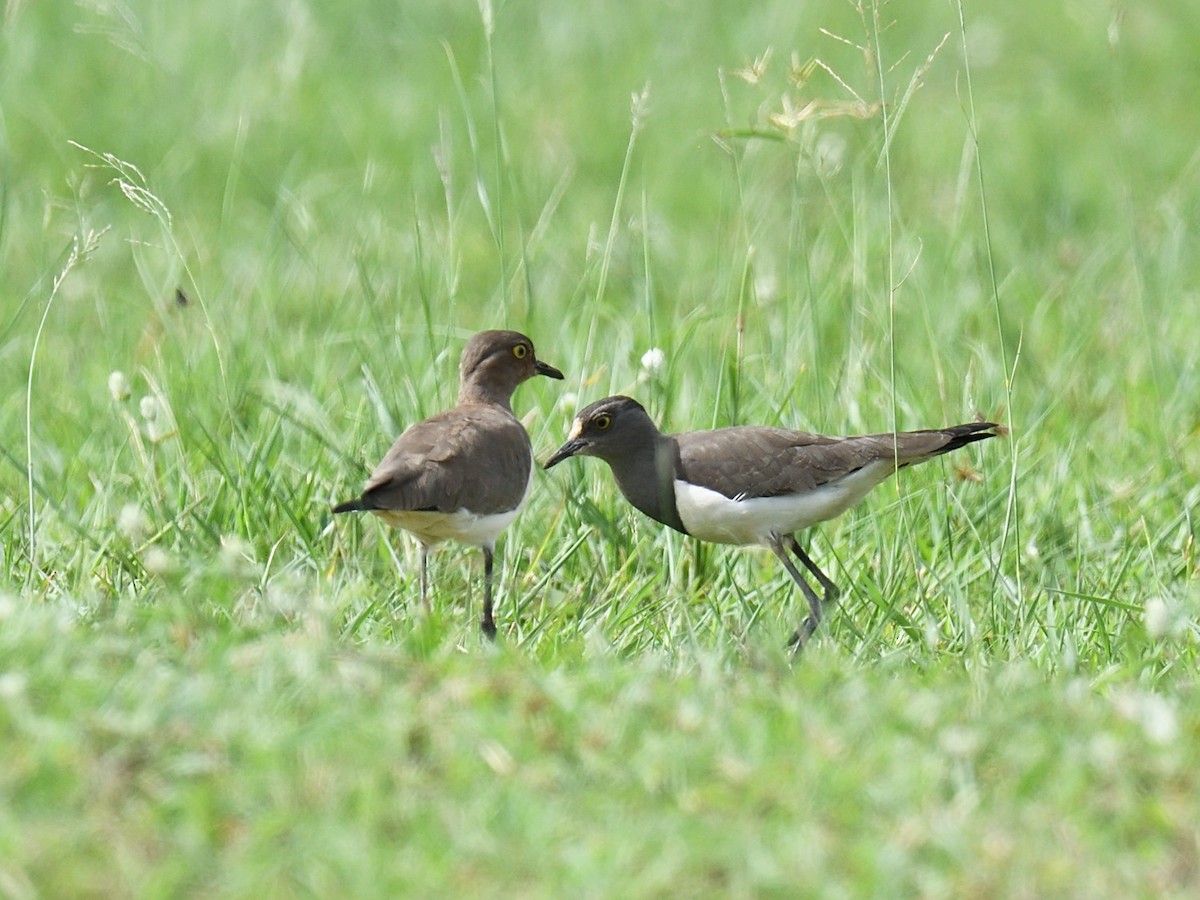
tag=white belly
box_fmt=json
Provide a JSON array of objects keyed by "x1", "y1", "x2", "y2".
[
  {"x1": 673, "y1": 461, "x2": 895, "y2": 546},
  {"x1": 373, "y1": 506, "x2": 521, "y2": 549},
  {"x1": 373, "y1": 460, "x2": 532, "y2": 549}
]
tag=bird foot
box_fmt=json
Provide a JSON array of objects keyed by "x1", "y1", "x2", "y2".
[{"x1": 785, "y1": 615, "x2": 819, "y2": 654}]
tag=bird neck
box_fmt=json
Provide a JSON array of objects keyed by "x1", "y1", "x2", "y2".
[
  {"x1": 458, "y1": 379, "x2": 516, "y2": 411},
  {"x1": 609, "y1": 433, "x2": 687, "y2": 535}
]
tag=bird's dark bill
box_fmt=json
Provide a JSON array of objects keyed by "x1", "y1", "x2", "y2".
[
  {"x1": 536, "y1": 361, "x2": 565, "y2": 380},
  {"x1": 544, "y1": 438, "x2": 586, "y2": 469}
]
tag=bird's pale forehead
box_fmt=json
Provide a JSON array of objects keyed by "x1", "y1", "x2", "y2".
[{"x1": 568, "y1": 417, "x2": 585, "y2": 440}]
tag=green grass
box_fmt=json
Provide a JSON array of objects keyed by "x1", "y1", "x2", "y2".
[
  {"x1": 2, "y1": 0, "x2": 1199, "y2": 894},
  {"x1": 3, "y1": 606, "x2": 1197, "y2": 896}
]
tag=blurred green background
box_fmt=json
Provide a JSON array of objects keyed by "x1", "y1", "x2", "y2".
[
  {"x1": 4, "y1": 1, "x2": 1196, "y2": 412},
  {"x1": 2, "y1": 1, "x2": 1200, "y2": 894}
]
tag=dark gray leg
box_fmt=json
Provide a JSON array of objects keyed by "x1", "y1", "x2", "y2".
[
  {"x1": 480, "y1": 547, "x2": 497, "y2": 640},
  {"x1": 419, "y1": 545, "x2": 430, "y2": 612},
  {"x1": 787, "y1": 535, "x2": 840, "y2": 602},
  {"x1": 768, "y1": 534, "x2": 823, "y2": 651}
]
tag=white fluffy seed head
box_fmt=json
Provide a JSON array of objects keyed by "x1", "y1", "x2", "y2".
[{"x1": 108, "y1": 371, "x2": 131, "y2": 402}]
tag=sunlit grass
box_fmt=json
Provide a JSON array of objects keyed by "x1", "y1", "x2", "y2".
[{"x1": 1, "y1": 0, "x2": 1198, "y2": 894}]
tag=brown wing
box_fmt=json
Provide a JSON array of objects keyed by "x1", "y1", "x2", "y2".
[
  {"x1": 675, "y1": 427, "x2": 843, "y2": 499},
  {"x1": 675, "y1": 424, "x2": 994, "y2": 500},
  {"x1": 359, "y1": 405, "x2": 532, "y2": 514}
]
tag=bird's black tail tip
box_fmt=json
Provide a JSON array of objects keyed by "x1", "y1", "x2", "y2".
[
  {"x1": 939, "y1": 421, "x2": 1006, "y2": 453},
  {"x1": 331, "y1": 498, "x2": 366, "y2": 514}
]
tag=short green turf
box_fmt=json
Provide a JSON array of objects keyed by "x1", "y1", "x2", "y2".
[{"x1": 2, "y1": 1, "x2": 1198, "y2": 895}]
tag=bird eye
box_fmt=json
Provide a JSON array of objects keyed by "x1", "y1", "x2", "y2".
[
  {"x1": 593, "y1": 414, "x2": 612, "y2": 430},
  {"x1": 512, "y1": 344, "x2": 529, "y2": 359}
]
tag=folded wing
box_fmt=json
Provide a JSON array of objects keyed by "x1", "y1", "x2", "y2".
[{"x1": 359, "y1": 407, "x2": 533, "y2": 515}]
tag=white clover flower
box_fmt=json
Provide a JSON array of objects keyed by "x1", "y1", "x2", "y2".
[
  {"x1": 141, "y1": 546, "x2": 175, "y2": 576},
  {"x1": 1140, "y1": 695, "x2": 1179, "y2": 745},
  {"x1": 108, "y1": 370, "x2": 131, "y2": 402},
  {"x1": 754, "y1": 272, "x2": 780, "y2": 302},
  {"x1": 219, "y1": 535, "x2": 259, "y2": 576},
  {"x1": 263, "y1": 579, "x2": 303, "y2": 617},
  {"x1": 639, "y1": 347, "x2": 666, "y2": 384},
  {"x1": 117, "y1": 503, "x2": 150, "y2": 541},
  {"x1": 1144, "y1": 597, "x2": 1172, "y2": 640},
  {"x1": 640, "y1": 347, "x2": 666, "y2": 374},
  {"x1": 138, "y1": 395, "x2": 174, "y2": 442},
  {"x1": 1113, "y1": 689, "x2": 1179, "y2": 746},
  {"x1": 0, "y1": 672, "x2": 27, "y2": 700},
  {"x1": 558, "y1": 391, "x2": 579, "y2": 413}
]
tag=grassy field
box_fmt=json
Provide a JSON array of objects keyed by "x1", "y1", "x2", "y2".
[{"x1": 2, "y1": 0, "x2": 1199, "y2": 895}]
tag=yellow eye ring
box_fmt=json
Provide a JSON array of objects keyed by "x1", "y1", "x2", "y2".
[
  {"x1": 512, "y1": 344, "x2": 529, "y2": 359},
  {"x1": 594, "y1": 414, "x2": 612, "y2": 430}
]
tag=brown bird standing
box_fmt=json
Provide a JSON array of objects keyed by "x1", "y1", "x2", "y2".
[{"x1": 335, "y1": 330, "x2": 563, "y2": 637}]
